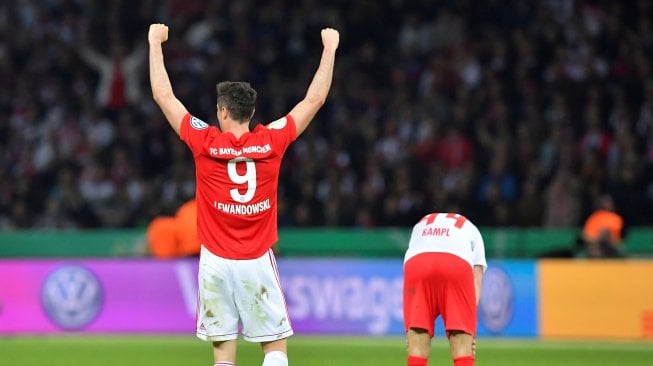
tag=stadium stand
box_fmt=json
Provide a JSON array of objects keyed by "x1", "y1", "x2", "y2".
[{"x1": 0, "y1": 0, "x2": 652, "y2": 232}]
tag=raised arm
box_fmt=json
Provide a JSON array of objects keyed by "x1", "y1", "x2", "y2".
[
  {"x1": 78, "y1": 43, "x2": 108, "y2": 70},
  {"x1": 289, "y1": 28, "x2": 339, "y2": 137},
  {"x1": 149, "y1": 24, "x2": 188, "y2": 135}
]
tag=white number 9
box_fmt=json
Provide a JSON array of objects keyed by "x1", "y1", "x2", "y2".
[{"x1": 227, "y1": 157, "x2": 256, "y2": 203}]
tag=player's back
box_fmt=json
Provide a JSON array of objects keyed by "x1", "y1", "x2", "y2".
[
  {"x1": 405, "y1": 213, "x2": 485, "y2": 268},
  {"x1": 194, "y1": 123, "x2": 282, "y2": 200},
  {"x1": 181, "y1": 114, "x2": 297, "y2": 259}
]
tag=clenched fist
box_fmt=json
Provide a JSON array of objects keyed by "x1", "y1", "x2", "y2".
[
  {"x1": 321, "y1": 28, "x2": 339, "y2": 52},
  {"x1": 148, "y1": 23, "x2": 169, "y2": 44}
]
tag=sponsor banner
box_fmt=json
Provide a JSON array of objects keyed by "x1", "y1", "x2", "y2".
[
  {"x1": 0, "y1": 259, "x2": 536, "y2": 336},
  {"x1": 476, "y1": 261, "x2": 538, "y2": 337},
  {"x1": 0, "y1": 260, "x2": 198, "y2": 333},
  {"x1": 280, "y1": 259, "x2": 404, "y2": 335},
  {"x1": 283, "y1": 259, "x2": 538, "y2": 337},
  {"x1": 539, "y1": 260, "x2": 653, "y2": 340}
]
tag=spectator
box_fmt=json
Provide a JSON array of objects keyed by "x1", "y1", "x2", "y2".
[
  {"x1": 147, "y1": 199, "x2": 200, "y2": 258},
  {"x1": 580, "y1": 195, "x2": 625, "y2": 258},
  {"x1": 544, "y1": 168, "x2": 582, "y2": 227},
  {"x1": 1, "y1": 1, "x2": 652, "y2": 229},
  {"x1": 78, "y1": 38, "x2": 146, "y2": 111}
]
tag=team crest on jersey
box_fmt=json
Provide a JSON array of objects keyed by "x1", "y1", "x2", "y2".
[
  {"x1": 267, "y1": 117, "x2": 287, "y2": 130},
  {"x1": 190, "y1": 116, "x2": 209, "y2": 130}
]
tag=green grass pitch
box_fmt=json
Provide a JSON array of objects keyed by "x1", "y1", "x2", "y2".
[{"x1": 1, "y1": 335, "x2": 652, "y2": 365}]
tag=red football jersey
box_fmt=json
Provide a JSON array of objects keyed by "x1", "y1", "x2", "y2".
[{"x1": 180, "y1": 113, "x2": 297, "y2": 259}]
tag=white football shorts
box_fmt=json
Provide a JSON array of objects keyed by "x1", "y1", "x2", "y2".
[{"x1": 196, "y1": 245, "x2": 293, "y2": 342}]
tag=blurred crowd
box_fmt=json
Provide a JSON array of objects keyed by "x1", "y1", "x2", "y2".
[{"x1": 1, "y1": 0, "x2": 652, "y2": 229}]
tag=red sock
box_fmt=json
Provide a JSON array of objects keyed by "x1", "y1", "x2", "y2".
[
  {"x1": 407, "y1": 355, "x2": 427, "y2": 366},
  {"x1": 453, "y1": 355, "x2": 474, "y2": 366}
]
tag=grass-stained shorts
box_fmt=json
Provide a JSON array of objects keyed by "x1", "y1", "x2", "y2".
[{"x1": 196, "y1": 246, "x2": 293, "y2": 342}]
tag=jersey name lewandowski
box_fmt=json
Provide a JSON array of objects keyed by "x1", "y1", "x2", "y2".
[
  {"x1": 180, "y1": 113, "x2": 297, "y2": 259},
  {"x1": 404, "y1": 213, "x2": 487, "y2": 270}
]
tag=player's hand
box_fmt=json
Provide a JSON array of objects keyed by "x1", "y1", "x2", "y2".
[
  {"x1": 472, "y1": 337, "x2": 477, "y2": 356},
  {"x1": 321, "y1": 28, "x2": 339, "y2": 52},
  {"x1": 149, "y1": 23, "x2": 169, "y2": 44}
]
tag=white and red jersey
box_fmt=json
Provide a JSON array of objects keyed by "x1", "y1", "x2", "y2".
[
  {"x1": 180, "y1": 113, "x2": 297, "y2": 259},
  {"x1": 405, "y1": 212, "x2": 487, "y2": 270}
]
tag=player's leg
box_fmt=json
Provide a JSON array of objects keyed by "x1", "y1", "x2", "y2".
[
  {"x1": 448, "y1": 330, "x2": 474, "y2": 366},
  {"x1": 406, "y1": 328, "x2": 430, "y2": 366},
  {"x1": 212, "y1": 340, "x2": 237, "y2": 366},
  {"x1": 197, "y1": 246, "x2": 240, "y2": 364},
  {"x1": 403, "y1": 254, "x2": 439, "y2": 366},
  {"x1": 261, "y1": 339, "x2": 288, "y2": 366},
  {"x1": 234, "y1": 249, "x2": 293, "y2": 365},
  {"x1": 439, "y1": 253, "x2": 477, "y2": 366}
]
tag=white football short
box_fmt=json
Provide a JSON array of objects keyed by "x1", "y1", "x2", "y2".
[{"x1": 196, "y1": 245, "x2": 293, "y2": 342}]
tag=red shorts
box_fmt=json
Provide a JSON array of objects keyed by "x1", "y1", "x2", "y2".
[{"x1": 403, "y1": 252, "x2": 476, "y2": 337}]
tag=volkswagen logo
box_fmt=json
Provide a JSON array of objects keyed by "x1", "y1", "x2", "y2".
[
  {"x1": 478, "y1": 267, "x2": 513, "y2": 333},
  {"x1": 41, "y1": 265, "x2": 103, "y2": 330}
]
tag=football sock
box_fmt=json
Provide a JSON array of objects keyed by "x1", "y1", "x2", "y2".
[
  {"x1": 262, "y1": 351, "x2": 288, "y2": 366},
  {"x1": 453, "y1": 355, "x2": 474, "y2": 366},
  {"x1": 407, "y1": 355, "x2": 428, "y2": 366},
  {"x1": 214, "y1": 362, "x2": 235, "y2": 366}
]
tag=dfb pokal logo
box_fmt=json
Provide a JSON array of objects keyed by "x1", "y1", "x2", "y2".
[
  {"x1": 478, "y1": 267, "x2": 513, "y2": 333},
  {"x1": 190, "y1": 116, "x2": 209, "y2": 130},
  {"x1": 42, "y1": 265, "x2": 103, "y2": 330}
]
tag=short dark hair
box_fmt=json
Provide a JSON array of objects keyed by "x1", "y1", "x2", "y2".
[{"x1": 216, "y1": 81, "x2": 257, "y2": 122}]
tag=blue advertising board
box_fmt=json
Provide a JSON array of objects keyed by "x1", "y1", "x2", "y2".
[{"x1": 476, "y1": 260, "x2": 537, "y2": 337}]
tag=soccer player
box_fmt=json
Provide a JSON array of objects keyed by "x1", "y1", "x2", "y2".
[
  {"x1": 403, "y1": 213, "x2": 487, "y2": 366},
  {"x1": 148, "y1": 23, "x2": 339, "y2": 366}
]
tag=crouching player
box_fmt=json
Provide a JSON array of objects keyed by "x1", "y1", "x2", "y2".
[{"x1": 403, "y1": 213, "x2": 487, "y2": 366}]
